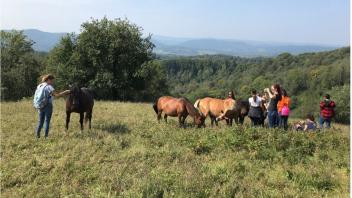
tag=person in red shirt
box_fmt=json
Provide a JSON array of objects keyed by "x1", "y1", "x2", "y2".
[{"x1": 319, "y1": 94, "x2": 335, "y2": 128}]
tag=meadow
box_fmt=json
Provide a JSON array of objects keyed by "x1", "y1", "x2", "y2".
[{"x1": 1, "y1": 99, "x2": 349, "y2": 197}]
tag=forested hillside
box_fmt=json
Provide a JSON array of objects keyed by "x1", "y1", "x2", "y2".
[
  {"x1": 1, "y1": 18, "x2": 349, "y2": 123},
  {"x1": 160, "y1": 47, "x2": 350, "y2": 122}
]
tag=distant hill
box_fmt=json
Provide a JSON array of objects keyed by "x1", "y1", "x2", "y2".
[
  {"x1": 152, "y1": 36, "x2": 340, "y2": 57},
  {"x1": 5, "y1": 29, "x2": 342, "y2": 56},
  {"x1": 3, "y1": 29, "x2": 67, "y2": 52}
]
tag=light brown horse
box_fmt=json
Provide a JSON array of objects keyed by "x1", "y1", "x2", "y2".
[
  {"x1": 194, "y1": 97, "x2": 236, "y2": 126},
  {"x1": 153, "y1": 96, "x2": 205, "y2": 127}
]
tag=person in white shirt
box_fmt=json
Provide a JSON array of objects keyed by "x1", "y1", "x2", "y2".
[{"x1": 248, "y1": 90, "x2": 263, "y2": 126}]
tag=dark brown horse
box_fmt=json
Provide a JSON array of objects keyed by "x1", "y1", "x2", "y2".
[
  {"x1": 66, "y1": 85, "x2": 94, "y2": 131},
  {"x1": 229, "y1": 99, "x2": 267, "y2": 126},
  {"x1": 222, "y1": 100, "x2": 250, "y2": 126},
  {"x1": 153, "y1": 96, "x2": 205, "y2": 127}
]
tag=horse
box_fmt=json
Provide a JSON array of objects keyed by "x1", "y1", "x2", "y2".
[
  {"x1": 66, "y1": 85, "x2": 94, "y2": 131},
  {"x1": 194, "y1": 97, "x2": 236, "y2": 126},
  {"x1": 222, "y1": 100, "x2": 250, "y2": 126},
  {"x1": 153, "y1": 96, "x2": 205, "y2": 128}
]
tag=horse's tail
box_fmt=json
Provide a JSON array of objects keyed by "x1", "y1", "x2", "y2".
[
  {"x1": 194, "y1": 99, "x2": 201, "y2": 109},
  {"x1": 153, "y1": 101, "x2": 158, "y2": 114},
  {"x1": 193, "y1": 99, "x2": 204, "y2": 116}
]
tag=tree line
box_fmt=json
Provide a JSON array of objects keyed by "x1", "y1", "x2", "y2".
[{"x1": 0, "y1": 17, "x2": 349, "y2": 123}]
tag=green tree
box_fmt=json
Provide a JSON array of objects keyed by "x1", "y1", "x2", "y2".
[
  {"x1": 1, "y1": 30, "x2": 42, "y2": 100},
  {"x1": 47, "y1": 17, "x2": 156, "y2": 100}
]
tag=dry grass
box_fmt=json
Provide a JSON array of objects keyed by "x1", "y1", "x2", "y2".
[{"x1": 1, "y1": 99, "x2": 349, "y2": 197}]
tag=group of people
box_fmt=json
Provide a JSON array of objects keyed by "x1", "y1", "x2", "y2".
[{"x1": 244, "y1": 83, "x2": 336, "y2": 131}]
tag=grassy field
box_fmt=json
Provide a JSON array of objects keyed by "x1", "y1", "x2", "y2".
[{"x1": 1, "y1": 99, "x2": 350, "y2": 197}]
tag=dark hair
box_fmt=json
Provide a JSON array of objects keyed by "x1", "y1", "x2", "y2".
[
  {"x1": 306, "y1": 114, "x2": 315, "y2": 122},
  {"x1": 251, "y1": 89, "x2": 257, "y2": 102},
  {"x1": 273, "y1": 84, "x2": 282, "y2": 101},
  {"x1": 273, "y1": 84, "x2": 281, "y2": 95},
  {"x1": 282, "y1": 89, "x2": 288, "y2": 97},
  {"x1": 325, "y1": 94, "x2": 330, "y2": 99},
  {"x1": 228, "y1": 90, "x2": 235, "y2": 99}
]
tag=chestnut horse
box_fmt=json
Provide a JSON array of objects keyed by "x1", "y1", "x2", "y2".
[
  {"x1": 66, "y1": 85, "x2": 94, "y2": 131},
  {"x1": 194, "y1": 97, "x2": 236, "y2": 126},
  {"x1": 153, "y1": 96, "x2": 205, "y2": 127}
]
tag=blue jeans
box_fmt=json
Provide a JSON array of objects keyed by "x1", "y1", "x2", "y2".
[
  {"x1": 319, "y1": 115, "x2": 331, "y2": 128},
  {"x1": 35, "y1": 103, "x2": 53, "y2": 138},
  {"x1": 268, "y1": 110, "x2": 279, "y2": 128}
]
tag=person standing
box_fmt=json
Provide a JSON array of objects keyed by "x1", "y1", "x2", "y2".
[
  {"x1": 227, "y1": 90, "x2": 235, "y2": 100},
  {"x1": 33, "y1": 74, "x2": 69, "y2": 138},
  {"x1": 248, "y1": 90, "x2": 263, "y2": 126},
  {"x1": 264, "y1": 84, "x2": 282, "y2": 128},
  {"x1": 277, "y1": 89, "x2": 291, "y2": 130},
  {"x1": 319, "y1": 94, "x2": 336, "y2": 128}
]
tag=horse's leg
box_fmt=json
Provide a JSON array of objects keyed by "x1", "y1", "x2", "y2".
[
  {"x1": 182, "y1": 115, "x2": 187, "y2": 127},
  {"x1": 66, "y1": 111, "x2": 71, "y2": 131},
  {"x1": 234, "y1": 115, "x2": 239, "y2": 125},
  {"x1": 178, "y1": 115, "x2": 183, "y2": 127},
  {"x1": 239, "y1": 116, "x2": 245, "y2": 125},
  {"x1": 84, "y1": 112, "x2": 89, "y2": 128},
  {"x1": 86, "y1": 110, "x2": 92, "y2": 129},
  {"x1": 164, "y1": 114, "x2": 168, "y2": 123},
  {"x1": 210, "y1": 115, "x2": 215, "y2": 127},
  {"x1": 79, "y1": 112, "x2": 84, "y2": 131},
  {"x1": 230, "y1": 118, "x2": 233, "y2": 126},
  {"x1": 157, "y1": 111, "x2": 162, "y2": 123},
  {"x1": 89, "y1": 110, "x2": 92, "y2": 129}
]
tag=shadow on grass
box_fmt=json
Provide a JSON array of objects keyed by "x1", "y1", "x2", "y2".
[{"x1": 96, "y1": 122, "x2": 130, "y2": 134}]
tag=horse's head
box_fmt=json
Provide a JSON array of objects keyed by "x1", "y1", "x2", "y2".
[
  {"x1": 68, "y1": 85, "x2": 82, "y2": 109},
  {"x1": 194, "y1": 115, "x2": 206, "y2": 128},
  {"x1": 240, "y1": 100, "x2": 249, "y2": 116}
]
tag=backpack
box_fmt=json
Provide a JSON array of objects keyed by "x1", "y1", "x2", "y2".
[
  {"x1": 33, "y1": 83, "x2": 49, "y2": 109},
  {"x1": 281, "y1": 105, "x2": 290, "y2": 116}
]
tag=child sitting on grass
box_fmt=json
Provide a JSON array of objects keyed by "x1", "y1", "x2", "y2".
[{"x1": 293, "y1": 114, "x2": 317, "y2": 131}]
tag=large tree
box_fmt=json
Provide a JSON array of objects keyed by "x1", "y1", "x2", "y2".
[
  {"x1": 1, "y1": 30, "x2": 42, "y2": 100},
  {"x1": 48, "y1": 17, "x2": 165, "y2": 101}
]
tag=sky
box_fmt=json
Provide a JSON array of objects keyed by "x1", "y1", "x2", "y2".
[{"x1": 1, "y1": 0, "x2": 350, "y2": 46}]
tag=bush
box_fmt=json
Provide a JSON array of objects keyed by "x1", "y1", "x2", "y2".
[{"x1": 329, "y1": 85, "x2": 350, "y2": 124}]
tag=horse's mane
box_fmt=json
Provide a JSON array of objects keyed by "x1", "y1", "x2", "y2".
[{"x1": 69, "y1": 84, "x2": 81, "y2": 94}]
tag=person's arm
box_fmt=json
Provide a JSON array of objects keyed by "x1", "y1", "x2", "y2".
[
  {"x1": 330, "y1": 101, "x2": 336, "y2": 108},
  {"x1": 264, "y1": 88, "x2": 275, "y2": 99},
  {"x1": 52, "y1": 90, "x2": 70, "y2": 97},
  {"x1": 286, "y1": 98, "x2": 291, "y2": 108},
  {"x1": 320, "y1": 101, "x2": 325, "y2": 108}
]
